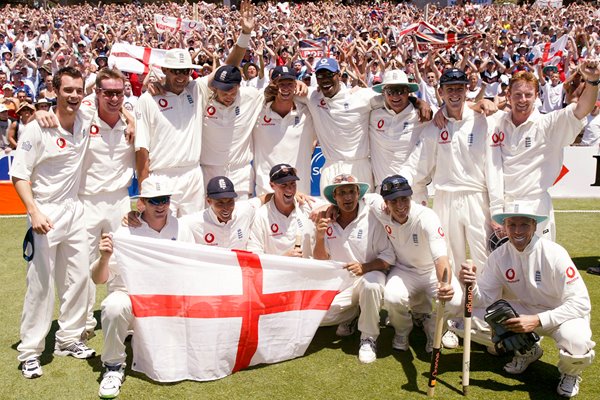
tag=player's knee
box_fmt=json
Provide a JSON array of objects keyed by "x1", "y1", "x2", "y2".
[
  {"x1": 383, "y1": 291, "x2": 409, "y2": 311},
  {"x1": 101, "y1": 294, "x2": 131, "y2": 321}
]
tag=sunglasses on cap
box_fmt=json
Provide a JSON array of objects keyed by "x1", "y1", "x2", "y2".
[
  {"x1": 167, "y1": 68, "x2": 191, "y2": 75},
  {"x1": 381, "y1": 177, "x2": 410, "y2": 193},
  {"x1": 147, "y1": 196, "x2": 171, "y2": 206},
  {"x1": 270, "y1": 166, "x2": 298, "y2": 182},
  {"x1": 332, "y1": 174, "x2": 357, "y2": 184},
  {"x1": 384, "y1": 86, "x2": 410, "y2": 96}
]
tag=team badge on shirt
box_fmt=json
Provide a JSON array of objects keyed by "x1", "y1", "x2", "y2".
[
  {"x1": 186, "y1": 94, "x2": 194, "y2": 104},
  {"x1": 535, "y1": 270, "x2": 541, "y2": 283},
  {"x1": 343, "y1": 103, "x2": 349, "y2": 110},
  {"x1": 158, "y1": 98, "x2": 173, "y2": 112},
  {"x1": 56, "y1": 138, "x2": 67, "y2": 149},
  {"x1": 468, "y1": 133, "x2": 474, "y2": 146},
  {"x1": 525, "y1": 137, "x2": 532, "y2": 147},
  {"x1": 294, "y1": 116, "x2": 300, "y2": 126},
  {"x1": 206, "y1": 106, "x2": 216, "y2": 116},
  {"x1": 413, "y1": 234, "x2": 419, "y2": 244},
  {"x1": 21, "y1": 141, "x2": 32, "y2": 151},
  {"x1": 235, "y1": 106, "x2": 240, "y2": 116},
  {"x1": 356, "y1": 229, "x2": 363, "y2": 239},
  {"x1": 237, "y1": 229, "x2": 243, "y2": 239}
]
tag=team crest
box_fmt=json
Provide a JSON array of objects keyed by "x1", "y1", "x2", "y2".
[{"x1": 21, "y1": 141, "x2": 32, "y2": 151}]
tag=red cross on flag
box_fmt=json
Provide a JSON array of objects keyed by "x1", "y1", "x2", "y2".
[
  {"x1": 113, "y1": 234, "x2": 347, "y2": 382},
  {"x1": 108, "y1": 43, "x2": 167, "y2": 75}
]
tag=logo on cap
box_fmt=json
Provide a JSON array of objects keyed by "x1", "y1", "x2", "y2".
[
  {"x1": 218, "y1": 179, "x2": 227, "y2": 190},
  {"x1": 219, "y1": 70, "x2": 228, "y2": 81}
]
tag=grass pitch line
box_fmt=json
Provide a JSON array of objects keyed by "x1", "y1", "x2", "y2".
[{"x1": 554, "y1": 210, "x2": 600, "y2": 213}]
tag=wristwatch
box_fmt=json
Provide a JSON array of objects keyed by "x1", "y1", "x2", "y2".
[{"x1": 586, "y1": 79, "x2": 600, "y2": 86}]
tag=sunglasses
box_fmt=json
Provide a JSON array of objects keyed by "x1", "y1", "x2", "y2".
[
  {"x1": 98, "y1": 88, "x2": 124, "y2": 98},
  {"x1": 384, "y1": 86, "x2": 409, "y2": 96},
  {"x1": 381, "y1": 178, "x2": 410, "y2": 193},
  {"x1": 270, "y1": 166, "x2": 298, "y2": 182},
  {"x1": 147, "y1": 196, "x2": 171, "y2": 206},
  {"x1": 167, "y1": 68, "x2": 191, "y2": 75}
]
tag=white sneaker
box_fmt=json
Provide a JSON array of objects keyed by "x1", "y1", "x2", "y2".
[
  {"x1": 335, "y1": 319, "x2": 356, "y2": 337},
  {"x1": 358, "y1": 337, "x2": 377, "y2": 364},
  {"x1": 392, "y1": 334, "x2": 409, "y2": 351},
  {"x1": 21, "y1": 358, "x2": 43, "y2": 379},
  {"x1": 503, "y1": 344, "x2": 543, "y2": 374},
  {"x1": 99, "y1": 364, "x2": 125, "y2": 399},
  {"x1": 557, "y1": 374, "x2": 581, "y2": 398},
  {"x1": 54, "y1": 341, "x2": 96, "y2": 359},
  {"x1": 441, "y1": 330, "x2": 459, "y2": 349}
]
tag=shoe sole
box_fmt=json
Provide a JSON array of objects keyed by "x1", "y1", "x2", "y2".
[
  {"x1": 22, "y1": 371, "x2": 42, "y2": 379},
  {"x1": 504, "y1": 349, "x2": 543, "y2": 374},
  {"x1": 359, "y1": 355, "x2": 376, "y2": 364},
  {"x1": 99, "y1": 391, "x2": 120, "y2": 399},
  {"x1": 54, "y1": 349, "x2": 96, "y2": 359}
]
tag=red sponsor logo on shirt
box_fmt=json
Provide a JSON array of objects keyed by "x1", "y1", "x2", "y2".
[
  {"x1": 566, "y1": 266, "x2": 576, "y2": 279},
  {"x1": 206, "y1": 106, "x2": 216, "y2": 116},
  {"x1": 56, "y1": 138, "x2": 66, "y2": 148},
  {"x1": 437, "y1": 227, "x2": 445, "y2": 237},
  {"x1": 318, "y1": 98, "x2": 328, "y2": 109},
  {"x1": 271, "y1": 223, "x2": 279, "y2": 233},
  {"x1": 158, "y1": 98, "x2": 168, "y2": 108},
  {"x1": 505, "y1": 268, "x2": 516, "y2": 281},
  {"x1": 89, "y1": 125, "x2": 100, "y2": 136},
  {"x1": 492, "y1": 131, "x2": 505, "y2": 145},
  {"x1": 377, "y1": 119, "x2": 385, "y2": 129},
  {"x1": 326, "y1": 226, "x2": 333, "y2": 236},
  {"x1": 263, "y1": 115, "x2": 272, "y2": 123},
  {"x1": 204, "y1": 233, "x2": 215, "y2": 244},
  {"x1": 385, "y1": 225, "x2": 392, "y2": 235},
  {"x1": 439, "y1": 130, "x2": 449, "y2": 143},
  {"x1": 82, "y1": 99, "x2": 93, "y2": 107}
]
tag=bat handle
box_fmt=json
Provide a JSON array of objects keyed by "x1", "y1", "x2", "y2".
[{"x1": 463, "y1": 259, "x2": 473, "y2": 395}]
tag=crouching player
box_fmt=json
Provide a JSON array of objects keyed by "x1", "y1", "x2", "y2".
[{"x1": 459, "y1": 200, "x2": 595, "y2": 398}]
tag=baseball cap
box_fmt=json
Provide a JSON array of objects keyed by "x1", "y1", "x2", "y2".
[
  {"x1": 211, "y1": 65, "x2": 242, "y2": 91},
  {"x1": 315, "y1": 57, "x2": 340, "y2": 73},
  {"x1": 3, "y1": 83, "x2": 14, "y2": 90},
  {"x1": 160, "y1": 48, "x2": 200, "y2": 69},
  {"x1": 269, "y1": 163, "x2": 300, "y2": 184},
  {"x1": 542, "y1": 65, "x2": 558, "y2": 74},
  {"x1": 271, "y1": 66, "x2": 296, "y2": 81},
  {"x1": 0, "y1": 104, "x2": 8, "y2": 113},
  {"x1": 380, "y1": 175, "x2": 413, "y2": 200},
  {"x1": 140, "y1": 176, "x2": 176, "y2": 198},
  {"x1": 206, "y1": 176, "x2": 238, "y2": 199},
  {"x1": 323, "y1": 174, "x2": 369, "y2": 206},
  {"x1": 372, "y1": 69, "x2": 419, "y2": 93},
  {"x1": 439, "y1": 68, "x2": 469, "y2": 85}
]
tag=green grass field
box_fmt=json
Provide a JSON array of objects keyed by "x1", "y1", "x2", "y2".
[{"x1": 0, "y1": 200, "x2": 599, "y2": 400}]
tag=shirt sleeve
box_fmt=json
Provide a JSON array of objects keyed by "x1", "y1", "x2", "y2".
[
  {"x1": 537, "y1": 246, "x2": 591, "y2": 330},
  {"x1": 133, "y1": 95, "x2": 151, "y2": 151},
  {"x1": 10, "y1": 122, "x2": 41, "y2": 181}
]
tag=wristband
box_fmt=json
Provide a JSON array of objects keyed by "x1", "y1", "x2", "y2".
[
  {"x1": 236, "y1": 32, "x2": 251, "y2": 49},
  {"x1": 585, "y1": 79, "x2": 600, "y2": 86}
]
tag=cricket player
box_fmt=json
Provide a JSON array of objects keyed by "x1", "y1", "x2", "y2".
[
  {"x1": 459, "y1": 200, "x2": 595, "y2": 398},
  {"x1": 181, "y1": 176, "x2": 261, "y2": 249},
  {"x1": 369, "y1": 69, "x2": 428, "y2": 204},
  {"x1": 92, "y1": 176, "x2": 194, "y2": 399},
  {"x1": 247, "y1": 164, "x2": 314, "y2": 257},
  {"x1": 80, "y1": 68, "x2": 135, "y2": 339},
  {"x1": 135, "y1": 0, "x2": 256, "y2": 213},
  {"x1": 314, "y1": 174, "x2": 395, "y2": 364},
  {"x1": 252, "y1": 66, "x2": 315, "y2": 195},
  {"x1": 400, "y1": 68, "x2": 504, "y2": 277},
  {"x1": 12, "y1": 67, "x2": 96, "y2": 379},
  {"x1": 488, "y1": 59, "x2": 600, "y2": 240},
  {"x1": 363, "y1": 175, "x2": 461, "y2": 353}
]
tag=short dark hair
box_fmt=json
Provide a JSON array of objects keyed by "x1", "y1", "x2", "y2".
[{"x1": 52, "y1": 67, "x2": 83, "y2": 91}]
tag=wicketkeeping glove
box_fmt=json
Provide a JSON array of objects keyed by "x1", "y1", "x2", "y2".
[{"x1": 484, "y1": 299, "x2": 540, "y2": 355}]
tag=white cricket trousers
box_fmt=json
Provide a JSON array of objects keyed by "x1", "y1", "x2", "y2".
[
  {"x1": 17, "y1": 199, "x2": 90, "y2": 362},
  {"x1": 81, "y1": 189, "x2": 131, "y2": 333},
  {"x1": 319, "y1": 158, "x2": 374, "y2": 196},
  {"x1": 202, "y1": 163, "x2": 254, "y2": 200},
  {"x1": 151, "y1": 164, "x2": 205, "y2": 216},
  {"x1": 433, "y1": 190, "x2": 491, "y2": 277},
  {"x1": 100, "y1": 290, "x2": 133, "y2": 366},
  {"x1": 320, "y1": 271, "x2": 386, "y2": 340},
  {"x1": 384, "y1": 264, "x2": 463, "y2": 337}
]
